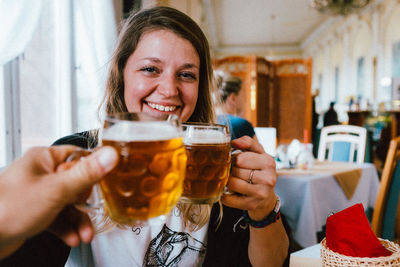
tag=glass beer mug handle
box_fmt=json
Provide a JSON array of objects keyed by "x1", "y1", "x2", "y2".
[
  {"x1": 230, "y1": 149, "x2": 242, "y2": 167},
  {"x1": 223, "y1": 149, "x2": 242, "y2": 195},
  {"x1": 231, "y1": 149, "x2": 242, "y2": 158},
  {"x1": 62, "y1": 149, "x2": 104, "y2": 213}
]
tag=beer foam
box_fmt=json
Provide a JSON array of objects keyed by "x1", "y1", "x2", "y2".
[
  {"x1": 101, "y1": 121, "x2": 180, "y2": 141},
  {"x1": 184, "y1": 129, "x2": 230, "y2": 144}
]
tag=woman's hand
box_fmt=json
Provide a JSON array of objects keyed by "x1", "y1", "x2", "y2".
[
  {"x1": 221, "y1": 135, "x2": 288, "y2": 267},
  {"x1": 221, "y1": 135, "x2": 277, "y2": 219}
]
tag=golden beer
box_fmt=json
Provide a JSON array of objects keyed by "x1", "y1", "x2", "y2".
[
  {"x1": 181, "y1": 123, "x2": 231, "y2": 204},
  {"x1": 100, "y1": 138, "x2": 186, "y2": 224},
  {"x1": 98, "y1": 113, "x2": 186, "y2": 224},
  {"x1": 183, "y1": 142, "x2": 231, "y2": 203}
]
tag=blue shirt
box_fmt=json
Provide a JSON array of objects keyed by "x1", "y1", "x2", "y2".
[{"x1": 217, "y1": 114, "x2": 255, "y2": 140}]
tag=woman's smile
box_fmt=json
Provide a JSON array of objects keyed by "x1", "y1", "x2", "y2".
[
  {"x1": 123, "y1": 29, "x2": 200, "y2": 122},
  {"x1": 145, "y1": 101, "x2": 178, "y2": 112}
]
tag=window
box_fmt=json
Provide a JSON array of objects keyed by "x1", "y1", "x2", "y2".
[
  {"x1": 19, "y1": 1, "x2": 63, "y2": 153},
  {"x1": 334, "y1": 66, "x2": 339, "y2": 102},
  {"x1": 1, "y1": 0, "x2": 116, "y2": 164},
  {"x1": 356, "y1": 57, "x2": 365, "y2": 97},
  {"x1": 393, "y1": 41, "x2": 400, "y2": 78},
  {"x1": 0, "y1": 65, "x2": 5, "y2": 168},
  {"x1": 74, "y1": 11, "x2": 105, "y2": 132},
  {"x1": 1, "y1": 59, "x2": 22, "y2": 168},
  {"x1": 73, "y1": 0, "x2": 117, "y2": 132},
  {"x1": 318, "y1": 73, "x2": 323, "y2": 91}
]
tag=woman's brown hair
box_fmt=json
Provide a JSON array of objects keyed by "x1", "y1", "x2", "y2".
[{"x1": 100, "y1": 6, "x2": 215, "y2": 123}]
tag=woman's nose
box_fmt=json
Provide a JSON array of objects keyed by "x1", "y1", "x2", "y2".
[{"x1": 158, "y1": 74, "x2": 179, "y2": 97}]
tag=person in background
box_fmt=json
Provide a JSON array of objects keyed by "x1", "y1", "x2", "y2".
[
  {"x1": 323, "y1": 101, "x2": 339, "y2": 126},
  {"x1": 311, "y1": 89, "x2": 320, "y2": 156},
  {"x1": 215, "y1": 71, "x2": 256, "y2": 140},
  {"x1": 0, "y1": 145, "x2": 118, "y2": 259},
  {"x1": 5, "y1": 6, "x2": 288, "y2": 267}
]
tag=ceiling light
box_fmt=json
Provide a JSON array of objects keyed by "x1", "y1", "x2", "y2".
[{"x1": 311, "y1": 0, "x2": 371, "y2": 16}]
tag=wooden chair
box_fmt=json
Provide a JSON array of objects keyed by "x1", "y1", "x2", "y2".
[
  {"x1": 317, "y1": 125, "x2": 367, "y2": 164},
  {"x1": 371, "y1": 137, "x2": 400, "y2": 241}
]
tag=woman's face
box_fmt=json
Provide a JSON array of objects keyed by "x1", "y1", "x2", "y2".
[{"x1": 123, "y1": 29, "x2": 200, "y2": 122}]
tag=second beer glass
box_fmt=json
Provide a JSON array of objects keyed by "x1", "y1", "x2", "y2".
[{"x1": 181, "y1": 123, "x2": 231, "y2": 204}]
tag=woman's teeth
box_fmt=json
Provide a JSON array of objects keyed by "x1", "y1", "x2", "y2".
[{"x1": 148, "y1": 102, "x2": 177, "y2": 112}]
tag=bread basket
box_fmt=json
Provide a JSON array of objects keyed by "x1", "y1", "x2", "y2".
[{"x1": 321, "y1": 237, "x2": 400, "y2": 266}]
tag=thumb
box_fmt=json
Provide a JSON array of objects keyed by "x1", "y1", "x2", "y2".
[{"x1": 58, "y1": 146, "x2": 119, "y2": 198}]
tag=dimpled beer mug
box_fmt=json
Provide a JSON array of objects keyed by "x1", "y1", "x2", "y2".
[
  {"x1": 181, "y1": 123, "x2": 231, "y2": 204},
  {"x1": 98, "y1": 112, "x2": 187, "y2": 224}
]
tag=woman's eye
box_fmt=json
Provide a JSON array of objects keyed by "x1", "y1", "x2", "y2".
[
  {"x1": 140, "y1": 66, "x2": 158, "y2": 73},
  {"x1": 180, "y1": 72, "x2": 197, "y2": 80}
]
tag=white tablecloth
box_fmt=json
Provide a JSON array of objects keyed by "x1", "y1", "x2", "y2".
[
  {"x1": 289, "y1": 244, "x2": 322, "y2": 267},
  {"x1": 275, "y1": 162, "x2": 379, "y2": 248}
]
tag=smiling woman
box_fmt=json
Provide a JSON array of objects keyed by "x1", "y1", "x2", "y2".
[{"x1": 122, "y1": 30, "x2": 199, "y2": 122}]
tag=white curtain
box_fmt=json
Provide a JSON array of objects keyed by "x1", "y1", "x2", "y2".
[
  {"x1": 74, "y1": 0, "x2": 117, "y2": 130},
  {"x1": 0, "y1": 0, "x2": 43, "y2": 64}
]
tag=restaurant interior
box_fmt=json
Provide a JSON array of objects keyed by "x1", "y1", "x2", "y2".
[{"x1": 1, "y1": 0, "x2": 400, "y2": 265}]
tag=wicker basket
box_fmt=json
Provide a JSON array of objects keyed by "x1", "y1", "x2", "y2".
[{"x1": 321, "y1": 238, "x2": 400, "y2": 266}]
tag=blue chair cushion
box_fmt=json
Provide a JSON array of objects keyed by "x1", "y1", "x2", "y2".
[{"x1": 331, "y1": 142, "x2": 352, "y2": 162}]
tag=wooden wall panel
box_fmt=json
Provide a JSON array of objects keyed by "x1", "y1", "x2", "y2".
[
  {"x1": 256, "y1": 73, "x2": 270, "y2": 126},
  {"x1": 274, "y1": 58, "x2": 312, "y2": 144},
  {"x1": 277, "y1": 76, "x2": 308, "y2": 143},
  {"x1": 256, "y1": 57, "x2": 276, "y2": 127},
  {"x1": 214, "y1": 56, "x2": 312, "y2": 145}
]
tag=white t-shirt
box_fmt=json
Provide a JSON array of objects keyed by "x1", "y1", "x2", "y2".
[{"x1": 65, "y1": 207, "x2": 209, "y2": 267}]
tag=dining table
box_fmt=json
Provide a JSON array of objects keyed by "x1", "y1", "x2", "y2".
[
  {"x1": 275, "y1": 160, "x2": 380, "y2": 248},
  {"x1": 289, "y1": 243, "x2": 322, "y2": 267}
]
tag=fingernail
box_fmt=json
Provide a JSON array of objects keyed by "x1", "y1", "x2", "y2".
[{"x1": 96, "y1": 147, "x2": 118, "y2": 171}]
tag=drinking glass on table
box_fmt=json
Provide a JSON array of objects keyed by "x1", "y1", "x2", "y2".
[
  {"x1": 180, "y1": 123, "x2": 231, "y2": 204},
  {"x1": 69, "y1": 112, "x2": 187, "y2": 226}
]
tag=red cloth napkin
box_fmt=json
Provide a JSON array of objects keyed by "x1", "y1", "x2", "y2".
[{"x1": 326, "y1": 203, "x2": 392, "y2": 257}]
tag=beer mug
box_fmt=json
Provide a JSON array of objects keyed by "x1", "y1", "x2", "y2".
[
  {"x1": 71, "y1": 112, "x2": 187, "y2": 225},
  {"x1": 181, "y1": 123, "x2": 231, "y2": 204}
]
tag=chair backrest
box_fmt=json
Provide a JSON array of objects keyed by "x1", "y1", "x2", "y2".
[
  {"x1": 317, "y1": 125, "x2": 367, "y2": 164},
  {"x1": 254, "y1": 127, "x2": 277, "y2": 157},
  {"x1": 371, "y1": 137, "x2": 400, "y2": 240}
]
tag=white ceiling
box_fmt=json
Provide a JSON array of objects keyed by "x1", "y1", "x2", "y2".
[{"x1": 203, "y1": 0, "x2": 329, "y2": 55}]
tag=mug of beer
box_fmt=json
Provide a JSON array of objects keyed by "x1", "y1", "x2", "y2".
[
  {"x1": 181, "y1": 123, "x2": 231, "y2": 204},
  {"x1": 80, "y1": 112, "x2": 187, "y2": 225}
]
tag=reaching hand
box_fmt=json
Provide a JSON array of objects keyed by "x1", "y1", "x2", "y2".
[{"x1": 0, "y1": 145, "x2": 118, "y2": 258}]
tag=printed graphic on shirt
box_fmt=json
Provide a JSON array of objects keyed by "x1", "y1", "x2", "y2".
[
  {"x1": 143, "y1": 224, "x2": 206, "y2": 267},
  {"x1": 132, "y1": 225, "x2": 144, "y2": 235}
]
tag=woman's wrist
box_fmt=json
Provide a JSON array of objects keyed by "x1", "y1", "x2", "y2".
[
  {"x1": 243, "y1": 196, "x2": 281, "y2": 229},
  {"x1": 248, "y1": 194, "x2": 277, "y2": 221}
]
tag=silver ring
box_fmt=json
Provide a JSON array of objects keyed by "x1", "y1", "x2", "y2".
[{"x1": 248, "y1": 169, "x2": 256, "y2": 184}]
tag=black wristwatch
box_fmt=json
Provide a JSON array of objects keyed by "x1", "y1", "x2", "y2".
[{"x1": 242, "y1": 196, "x2": 281, "y2": 228}]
